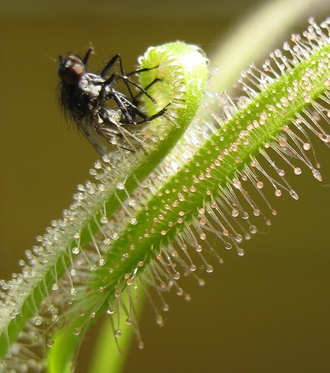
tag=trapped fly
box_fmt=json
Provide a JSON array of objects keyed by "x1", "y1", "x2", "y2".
[{"x1": 58, "y1": 47, "x2": 168, "y2": 155}]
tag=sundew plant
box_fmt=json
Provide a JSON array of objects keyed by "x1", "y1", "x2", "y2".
[{"x1": 0, "y1": 13, "x2": 329, "y2": 373}]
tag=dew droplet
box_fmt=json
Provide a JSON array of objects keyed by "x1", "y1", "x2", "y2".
[
  {"x1": 130, "y1": 217, "x2": 138, "y2": 225},
  {"x1": 74, "y1": 328, "x2": 81, "y2": 336},
  {"x1": 242, "y1": 212, "x2": 249, "y2": 220},
  {"x1": 107, "y1": 307, "x2": 115, "y2": 315},
  {"x1": 318, "y1": 133, "x2": 330, "y2": 143},
  {"x1": 225, "y1": 242, "x2": 232, "y2": 250},
  {"x1": 195, "y1": 244, "x2": 202, "y2": 253},
  {"x1": 34, "y1": 316, "x2": 43, "y2": 326},
  {"x1": 115, "y1": 329, "x2": 122, "y2": 338},
  {"x1": 235, "y1": 234, "x2": 243, "y2": 243},
  {"x1": 173, "y1": 272, "x2": 180, "y2": 280},
  {"x1": 190, "y1": 264, "x2": 197, "y2": 272},
  {"x1": 237, "y1": 248, "x2": 245, "y2": 257},
  {"x1": 275, "y1": 189, "x2": 282, "y2": 197},
  {"x1": 185, "y1": 293, "x2": 192, "y2": 301},
  {"x1": 200, "y1": 232, "x2": 207, "y2": 240},
  {"x1": 47, "y1": 339, "x2": 54, "y2": 348},
  {"x1": 290, "y1": 190, "x2": 299, "y2": 200},
  {"x1": 198, "y1": 278, "x2": 206, "y2": 286},
  {"x1": 303, "y1": 142, "x2": 311, "y2": 150},
  {"x1": 156, "y1": 315, "x2": 164, "y2": 326},
  {"x1": 100, "y1": 216, "x2": 108, "y2": 224},
  {"x1": 206, "y1": 265, "x2": 213, "y2": 273},
  {"x1": 256, "y1": 181, "x2": 264, "y2": 189},
  {"x1": 249, "y1": 225, "x2": 257, "y2": 234},
  {"x1": 253, "y1": 209, "x2": 260, "y2": 216},
  {"x1": 312, "y1": 169, "x2": 322, "y2": 181},
  {"x1": 232, "y1": 209, "x2": 239, "y2": 217}
]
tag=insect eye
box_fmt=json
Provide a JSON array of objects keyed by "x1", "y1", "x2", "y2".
[{"x1": 59, "y1": 61, "x2": 84, "y2": 85}]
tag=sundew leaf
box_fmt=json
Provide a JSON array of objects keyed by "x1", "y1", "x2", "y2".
[{"x1": 0, "y1": 42, "x2": 208, "y2": 372}]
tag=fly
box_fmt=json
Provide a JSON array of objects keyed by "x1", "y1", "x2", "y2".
[{"x1": 58, "y1": 47, "x2": 167, "y2": 155}]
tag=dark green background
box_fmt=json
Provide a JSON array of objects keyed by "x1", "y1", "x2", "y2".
[{"x1": 0, "y1": 1, "x2": 329, "y2": 372}]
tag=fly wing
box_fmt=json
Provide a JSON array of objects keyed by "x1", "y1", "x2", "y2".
[
  {"x1": 98, "y1": 108, "x2": 147, "y2": 153},
  {"x1": 78, "y1": 116, "x2": 110, "y2": 156},
  {"x1": 78, "y1": 109, "x2": 146, "y2": 155},
  {"x1": 78, "y1": 111, "x2": 136, "y2": 155}
]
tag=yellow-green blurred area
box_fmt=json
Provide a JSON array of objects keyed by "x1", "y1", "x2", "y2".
[{"x1": 0, "y1": 1, "x2": 329, "y2": 372}]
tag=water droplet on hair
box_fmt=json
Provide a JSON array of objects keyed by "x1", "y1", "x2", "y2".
[
  {"x1": 47, "y1": 339, "x2": 54, "y2": 348},
  {"x1": 249, "y1": 225, "x2": 257, "y2": 234},
  {"x1": 225, "y1": 242, "x2": 232, "y2": 250},
  {"x1": 100, "y1": 216, "x2": 108, "y2": 224},
  {"x1": 130, "y1": 217, "x2": 138, "y2": 225},
  {"x1": 190, "y1": 264, "x2": 197, "y2": 272},
  {"x1": 185, "y1": 293, "x2": 192, "y2": 301},
  {"x1": 34, "y1": 316, "x2": 43, "y2": 326},
  {"x1": 173, "y1": 272, "x2": 180, "y2": 280},
  {"x1": 198, "y1": 278, "x2": 205, "y2": 286},
  {"x1": 74, "y1": 328, "x2": 81, "y2": 336},
  {"x1": 115, "y1": 329, "x2": 122, "y2": 338},
  {"x1": 253, "y1": 209, "x2": 260, "y2": 216},
  {"x1": 206, "y1": 265, "x2": 213, "y2": 273},
  {"x1": 237, "y1": 248, "x2": 245, "y2": 256},
  {"x1": 156, "y1": 315, "x2": 164, "y2": 326},
  {"x1": 232, "y1": 209, "x2": 239, "y2": 217},
  {"x1": 312, "y1": 169, "x2": 322, "y2": 181},
  {"x1": 318, "y1": 133, "x2": 330, "y2": 143},
  {"x1": 303, "y1": 142, "x2": 311, "y2": 150},
  {"x1": 290, "y1": 190, "x2": 299, "y2": 200},
  {"x1": 275, "y1": 189, "x2": 282, "y2": 197}
]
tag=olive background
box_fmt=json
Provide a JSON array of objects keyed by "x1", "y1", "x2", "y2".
[{"x1": 0, "y1": 0, "x2": 329, "y2": 372}]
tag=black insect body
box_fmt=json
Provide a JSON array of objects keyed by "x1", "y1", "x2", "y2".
[{"x1": 58, "y1": 48, "x2": 167, "y2": 155}]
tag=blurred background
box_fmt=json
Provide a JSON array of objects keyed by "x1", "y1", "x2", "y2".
[{"x1": 0, "y1": 0, "x2": 329, "y2": 372}]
